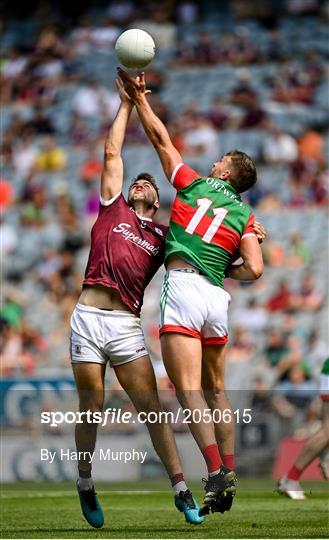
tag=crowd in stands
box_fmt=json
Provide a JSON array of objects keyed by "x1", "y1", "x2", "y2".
[{"x1": 1, "y1": 1, "x2": 328, "y2": 442}]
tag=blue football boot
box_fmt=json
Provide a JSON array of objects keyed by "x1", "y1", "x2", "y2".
[
  {"x1": 175, "y1": 489, "x2": 204, "y2": 524},
  {"x1": 76, "y1": 480, "x2": 104, "y2": 528}
]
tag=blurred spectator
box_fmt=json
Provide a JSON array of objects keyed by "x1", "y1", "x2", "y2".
[
  {"x1": 275, "y1": 335, "x2": 307, "y2": 379},
  {"x1": 182, "y1": 116, "x2": 218, "y2": 158},
  {"x1": 255, "y1": 192, "x2": 282, "y2": 211},
  {"x1": 245, "y1": 182, "x2": 269, "y2": 207},
  {"x1": 1, "y1": 292, "x2": 24, "y2": 328},
  {"x1": 84, "y1": 187, "x2": 100, "y2": 225},
  {"x1": 2, "y1": 46, "x2": 28, "y2": 80},
  {"x1": 268, "y1": 64, "x2": 316, "y2": 105},
  {"x1": 263, "y1": 237, "x2": 286, "y2": 267},
  {"x1": 0, "y1": 179, "x2": 14, "y2": 211},
  {"x1": 305, "y1": 330, "x2": 328, "y2": 379},
  {"x1": 230, "y1": 68, "x2": 257, "y2": 107},
  {"x1": 147, "y1": 93, "x2": 169, "y2": 123},
  {"x1": 276, "y1": 363, "x2": 315, "y2": 409},
  {"x1": 56, "y1": 200, "x2": 85, "y2": 252},
  {"x1": 285, "y1": 232, "x2": 311, "y2": 267},
  {"x1": 90, "y1": 17, "x2": 120, "y2": 53},
  {"x1": 142, "y1": 69, "x2": 164, "y2": 94},
  {"x1": 12, "y1": 133, "x2": 38, "y2": 179},
  {"x1": 206, "y1": 96, "x2": 230, "y2": 130},
  {"x1": 281, "y1": 314, "x2": 307, "y2": 344},
  {"x1": 284, "y1": 0, "x2": 321, "y2": 16},
  {"x1": 36, "y1": 248, "x2": 62, "y2": 286},
  {"x1": 134, "y1": 10, "x2": 177, "y2": 48},
  {"x1": 264, "y1": 328, "x2": 288, "y2": 368},
  {"x1": 240, "y1": 99, "x2": 268, "y2": 129},
  {"x1": 32, "y1": 50, "x2": 64, "y2": 82},
  {"x1": 310, "y1": 166, "x2": 328, "y2": 205},
  {"x1": 106, "y1": 0, "x2": 134, "y2": 25},
  {"x1": 69, "y1": 113, "x2": 90, "y2": 147},
  {"x1": 232, "y1": 298, "x2": 269, "y2": 332},
  {"x1": 229, "y1": 325, "x2": 256, "y2": 363},
  {"x1": 230, "y1": 26, "x2": 260, "y2": 65},
  {"x1": 193, "y1": 31, "x2": 220, "y2": 66},
  {"x1": 69, "y1": 16, "x2": 93, "y2": 54},
  {"x1": 263, "y1": 124, "x2": 298, "y2": 165},
  {"x1": 20, "y1": 184, "x2": 48, "y2": 228},
  {"x1": 36, "y1": 136, "x2": 67, "y2": 171},
  {"x1": 72, "y1": 79, "x2": 120, "y2": 120},
  {"x1": 24, "y1": 103, "x2": 55, "y2": 135},
  {"x1": 176, "y1": 0, "x2": 200, "y2": 24},
  {"x1": 1, "y1": 321, "x2": 47, "y2": 377},
  {"x1": 298, "y1": 128, "x2": 325, "y2": 166},
  {"x1": 79, "y1": 144, "x2": 102, "y2": 185},
  {"x1": 297, "y1": 273, "x2": 323, "y2": 312},
  {"x1": 266, "y1": 279, "x2": 298, "y2": 312},
  {"x1": 0, "y1": 217, "x2": 18, "y2": 257},
  {"x1": 34, "y1": 25, "x2": 67, "y2": 58}
]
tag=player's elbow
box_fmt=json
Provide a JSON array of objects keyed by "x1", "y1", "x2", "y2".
[
  {"x1": 249, "y1": 262, "x2": 263, "y2": 279},
  {"x1": 104, "y1": 144, "x2": 120, "y2": 161}
]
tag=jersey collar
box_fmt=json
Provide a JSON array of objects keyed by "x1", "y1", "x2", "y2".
[{"x1": 130, "y1": 207, "x2": 153, "y2": 222}]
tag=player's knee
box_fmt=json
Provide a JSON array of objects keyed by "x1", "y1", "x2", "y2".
[
  {"x1": 204, "y1": 382, "x2": 225, "y2": 400},
  {"x1": 79, "y1": 394, "x2": 104, "y2": 415},
  {"x1": 175, "y1": 388, "x2": 203, "y2": 406},
  {"x1": 134, "y1": 395, "x2": 162, "y2": 415}
]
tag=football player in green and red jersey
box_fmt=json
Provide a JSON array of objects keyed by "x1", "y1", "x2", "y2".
[{"x1": 118, "y1": 69, "x2": 264, "y2": 516}]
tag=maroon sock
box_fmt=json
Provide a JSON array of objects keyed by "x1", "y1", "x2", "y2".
[
  {"x1": 287, "y1": 465, "x2": 302, "y2": 481},
  {"x1": 202, "y1": 444, "x2": 222, "y2": 473},
  {"x1": 171, "y1": 472, "x2": 185, "y2": 487},
  {"x1": 222, "y1": 454, "x2": 234, "y2": 469},
  {"x1": 78, "y1": 467, "x2": 92, "y2": 478}
]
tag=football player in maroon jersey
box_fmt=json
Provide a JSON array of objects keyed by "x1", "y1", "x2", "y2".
[{"x1": 71, "y1": 79, "x2": 204, "y2": 528}]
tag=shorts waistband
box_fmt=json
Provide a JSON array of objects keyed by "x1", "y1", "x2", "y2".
[
  {"x1": 75, "y1": 303, "x2": 136, "y2": 317},
  {"x1": 171, "y1": 267, "x2": 205, "y2": 275}
]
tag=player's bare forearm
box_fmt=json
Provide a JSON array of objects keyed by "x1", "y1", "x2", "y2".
[
  {"x1": 104, "y1": 101, "x2": 133, "y2": 159},
  {"x1": 227, "y1": 235, "x2": 263, "y2": 281},
  {"x1": 227, "y1": 262, "x2": 263, "y2": 281},
  {"x1": 135, "y1": 96, "x2": 181, "y2": 179},
  {"x1": 101, "y1": 80, "x2": 133, "y2": 199},
  {"x1": 117, "y1": 67, "x2": 181, "y2": 179},
  {"x1": 134, "y1": 95, "x2": 169, "y2": 148}
]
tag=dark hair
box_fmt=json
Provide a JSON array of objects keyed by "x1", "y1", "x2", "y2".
[
  {"x1": 129, "y1": 172, "x2": 160, "y2": 200},
  {"x1": 225, "y1": 150, "x2": 257, "y2": 193}
]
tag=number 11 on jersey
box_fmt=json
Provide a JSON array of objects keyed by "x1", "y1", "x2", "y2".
[{"x1": 185, "y1": 198, "x2": 228, "y2": 244}]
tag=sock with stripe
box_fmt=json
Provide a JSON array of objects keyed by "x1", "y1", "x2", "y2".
[{"x1": 171, "y1": 472, "x2": 188, "y2": 496}]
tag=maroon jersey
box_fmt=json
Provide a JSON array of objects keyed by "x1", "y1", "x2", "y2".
[{"x1": 83, "y1": 193, "x2": 168, "y2": 316}]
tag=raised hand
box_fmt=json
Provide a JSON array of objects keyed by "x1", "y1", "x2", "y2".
[
  {"x1": 253, "y1": 221, "x2": 266, "y2": 244},
  {"x1": 115, "y1": 78, "x2": 132, "y2": 104},
  {"x1": 117, "y1": 67, "x2": 151, "y2": 102}
]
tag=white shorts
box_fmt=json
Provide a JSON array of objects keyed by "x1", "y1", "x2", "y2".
[
  {"x1": 320, "y1": 373, "x2": 329, "y2": 401},
  {"x1": 159, "y1": 269, "x2": 231, "y2": 345},
  {"x1": 70, "y1": 304, "x2": 148, "y2": 367}
]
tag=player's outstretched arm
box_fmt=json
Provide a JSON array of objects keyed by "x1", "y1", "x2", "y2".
[
  {"x1": 117, "y1": 67, "x2": 182, "y2": 181},
  {"x1": 101, "y1": 79, "x2": 133, "y2": 201},
  {"x1": 227, "y1": 236, "x2": 264, "y2": 281}
]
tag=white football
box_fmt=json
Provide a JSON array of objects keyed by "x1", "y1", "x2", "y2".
[{"x1": 115, "y1": 29, "x2": 155, "y2": 69}]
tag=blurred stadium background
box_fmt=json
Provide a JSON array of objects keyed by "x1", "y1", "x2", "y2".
[{"x1": 1, "y1": 0, "x2": 328, "y2": 484}]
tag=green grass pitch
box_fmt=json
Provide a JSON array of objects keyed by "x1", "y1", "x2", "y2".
[{"x1": 1, "y1": 479, "x2": 327, "y2": 538}]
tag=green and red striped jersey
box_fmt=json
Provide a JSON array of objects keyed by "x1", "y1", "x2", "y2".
[{"x1": 165, "y1": 163, "x2": 256, "y2": 288}]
